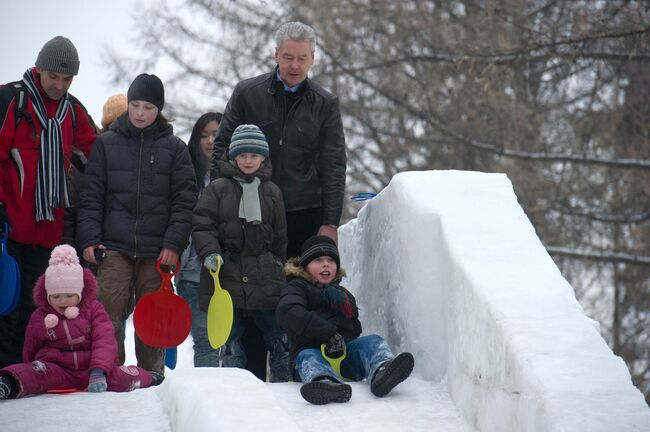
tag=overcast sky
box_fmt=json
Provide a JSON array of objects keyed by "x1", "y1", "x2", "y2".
[{"x1": 1, "y1": 1, "x2": 140, "y2": 124}]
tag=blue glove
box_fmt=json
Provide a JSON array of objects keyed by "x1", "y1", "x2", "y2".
[
  {"x1": 87, "y1": 368, "x2": 107, "y2": 392},
  {"x1": 203, "y1": 254, "x2": 223, "y2": 271}
]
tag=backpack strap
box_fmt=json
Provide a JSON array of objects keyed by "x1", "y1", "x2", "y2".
[
  {"x1": 0, "y1": 81, "x2": 37, "y2": 132},
  {"x1": 66, "y1": 93, "x2": 97, "y2": 133}
]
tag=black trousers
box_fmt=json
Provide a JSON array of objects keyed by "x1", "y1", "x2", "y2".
[
  {"x1": 243, "y1": 207, "x2": 324, "y2": 380},
  {"x1": 0, "y1": 240, "x2": 51, "y2": 367}
]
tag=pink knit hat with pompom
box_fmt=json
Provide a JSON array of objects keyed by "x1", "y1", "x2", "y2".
[{"x1": 45, "y1": 244, "x2": 83, "y2": 300}]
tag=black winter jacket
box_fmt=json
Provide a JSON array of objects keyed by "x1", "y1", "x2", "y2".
[
  {"x1": 192, "y1": 155, "x2": 287, "y2": 311},
  {"x1": 211, "y1": 67, "x2": 346, "y2": 226},
  {"x1": 276, "y1": 259, "x2": 362, "y2": 366},
  {"x1": 77, "y1": 115, "x2": 197, "y2": 258}
]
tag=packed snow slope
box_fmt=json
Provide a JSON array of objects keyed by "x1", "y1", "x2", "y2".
[
  {"x1": 339, "y1": 170, "x2": 650, "y2": 431},
  {"x1": 1, "y1": 169, "x2": 649, "y2": 432}
]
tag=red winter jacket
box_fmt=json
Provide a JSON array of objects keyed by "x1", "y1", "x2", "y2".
[
  {"x1": 0, "y1": 68, "x2": 96, "y2": 248},
  {"x1": 22, "y1": 268, "x2": 118, "y2": 372}
]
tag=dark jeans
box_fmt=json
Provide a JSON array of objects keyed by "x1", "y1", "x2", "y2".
[
  {"x1": 0, "y1": 241, "x2": 51, "y2": 367},
  {"x1": 221, "y1": 309, "x2": 291, "y2": 382},
  {"x1": 286, "y1": 208, "x2": 323, "y2": 259}
]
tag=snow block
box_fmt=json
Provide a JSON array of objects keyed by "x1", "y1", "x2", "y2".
[
  {"x1": 158, "y1": 368, "x2": 301, "y2": 432},
  {"x1": 339, "y1": 170, "x2": 650, "y2": 432}
]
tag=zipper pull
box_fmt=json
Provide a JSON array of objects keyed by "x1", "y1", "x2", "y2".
[{"x1": 150, "y1": 154, "x2": 154, "y2": 164}]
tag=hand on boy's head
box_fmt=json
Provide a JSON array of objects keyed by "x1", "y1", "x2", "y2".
[{"x1": 317, "y1": 225, "x2": 338, "y2": 245}]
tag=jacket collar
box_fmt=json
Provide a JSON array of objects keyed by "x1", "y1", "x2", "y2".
[{"x1": 268, "y1": 66, "x2": 311, "y2": 95}]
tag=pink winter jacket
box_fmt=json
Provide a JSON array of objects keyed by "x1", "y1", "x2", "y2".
[{"x1": 22, "y1": 269, "x2": 118, "y2": 372}]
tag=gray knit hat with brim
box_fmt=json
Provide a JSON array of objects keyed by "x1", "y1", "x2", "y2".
[
  {"x1": 228, "y1": 124, "x2": 270, "y2": 159},
  {"x1": 35, "y1": 36, "x2": 80, "y2": 76}
]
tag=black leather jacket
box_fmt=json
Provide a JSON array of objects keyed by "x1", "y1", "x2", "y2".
[{"x1": 212, "y1": 68, "x2": 346, "y2": 226}]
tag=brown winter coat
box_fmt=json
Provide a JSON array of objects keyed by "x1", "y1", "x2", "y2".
[{"x1": 192, "y1": 155, "x2": 287, "y2": 311}]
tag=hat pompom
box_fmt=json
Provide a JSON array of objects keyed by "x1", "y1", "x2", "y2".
[
  {"x1": 64, "y1": 307, "x2": 79, "y2": 319},
  {"x1": 49, "y1": 244, "x2": 80, "y2": 267},
  {"x1": 45, "y1": 314, "x2": 59, "y2": 329}
]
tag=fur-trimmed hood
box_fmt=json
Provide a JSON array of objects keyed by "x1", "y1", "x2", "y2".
[
  {"x1": 32, "y1": 268, "x2": 99, "y2": 311},
  {"x1": 283, "y1": 257, "x2": 346, "y2": 285}
]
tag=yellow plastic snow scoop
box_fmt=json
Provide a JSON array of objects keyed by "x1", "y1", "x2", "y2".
[
  {"x1": 321, "y1": 343, "x2": 347, "y2": 378},
  {"x1": 207, "y1": 259, "x2": 234, "y2": 349}
]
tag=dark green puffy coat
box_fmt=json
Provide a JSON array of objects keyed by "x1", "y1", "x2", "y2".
[{"x1": 192, "y1": 155, "x2": 287, "y2": 311}]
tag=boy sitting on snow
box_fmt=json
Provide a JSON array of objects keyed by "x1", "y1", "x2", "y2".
[{"x1": 276, "y1": 235, "x2": 414, "y2": 404}]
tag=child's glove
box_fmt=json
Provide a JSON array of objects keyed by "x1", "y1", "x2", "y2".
[
  {"x1": 203, "y1": 254, "x2": 223, "y2": 271},
  {"x1": 87, "y1": 368, "x2": 107, "y2": 392},
  {"x1": 324, "y1": 332, "x2": 346, "y2": 358}
]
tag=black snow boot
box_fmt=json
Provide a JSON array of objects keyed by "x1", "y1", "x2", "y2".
[
  {"x1": 149, "y1": 371, "x2": 165, "y2": 387},
  {"x1": 370, "y1": 352, "x2": 414, "y2": 397},
  {"x1": 300, "y1": 377, "x2": 352, "y2": 405},
  {"x1": 0, "y1": 375, "x2": 15, "y2": 400}
]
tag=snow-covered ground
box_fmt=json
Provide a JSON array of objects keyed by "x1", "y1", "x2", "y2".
[{"x1": 1, "y1": 170, "x2": 649, "y2": 431}]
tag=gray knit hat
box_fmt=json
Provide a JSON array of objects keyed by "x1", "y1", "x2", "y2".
[
  {"x1": 35, "y1": 36, "x2": 80, "y2": 76},
  {"x1": 228, "y1": 124, "x2": 270, "y2": 159}
]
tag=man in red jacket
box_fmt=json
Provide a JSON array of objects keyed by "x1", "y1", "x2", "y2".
[{"x1": 0, "y1": 36, "x2": 97, "y2": 367}]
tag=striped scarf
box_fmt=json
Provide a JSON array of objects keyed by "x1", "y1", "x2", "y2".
[{"x1": 22, "y1": 69, "x2": 71, "y2": 221}]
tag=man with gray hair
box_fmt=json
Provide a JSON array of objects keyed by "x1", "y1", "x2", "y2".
[
  {"x1": 0, "y1": 36, "x2": 97, "y2": 367},
  {"x1": 212, "y1": 21, "x2": 346, "y2": 257},
  {"x1": 210, "y1": 21, "x2": 346, "y2": 382}
]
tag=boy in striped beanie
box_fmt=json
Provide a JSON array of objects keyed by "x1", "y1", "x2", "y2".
[{"x1": 192, "y1": 123, "x2": 291, "y2": 382}]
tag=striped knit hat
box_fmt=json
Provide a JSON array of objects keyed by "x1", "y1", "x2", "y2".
[
  {"x1": 228, "y1": 124, "x2": 269, "y2": 159},
  {"x1": 299, "y1": 235, "x2": 340, "y2": 268}
]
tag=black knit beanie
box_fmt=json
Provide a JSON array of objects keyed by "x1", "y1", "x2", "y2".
[
  {"x1": 299, "y1": 235, "x2": 340, "y2": 268},
  {"x1": 127, "y1": 73, "x2": 165, "y2": 111},
  {"x1": 35, "y1": 36, "x2": 79, "y2": 76}
]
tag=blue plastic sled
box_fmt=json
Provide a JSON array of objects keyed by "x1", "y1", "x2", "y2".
[
  {"x1": 165, "y1": 347, "x2": 177, "y2": 369},
  {"x1": 0, "y1": 223, "x2": 20, "y2": 315}
]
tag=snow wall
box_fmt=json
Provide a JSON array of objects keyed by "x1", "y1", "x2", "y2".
[{"x1": 338, "y1": 170, "x2": 650, "y2": 432}]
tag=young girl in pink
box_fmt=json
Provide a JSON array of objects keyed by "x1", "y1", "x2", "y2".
[{"x1": 0, "y1": 245, "x2": 162, "y2": 399}]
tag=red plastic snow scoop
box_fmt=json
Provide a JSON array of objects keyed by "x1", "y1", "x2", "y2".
[
  {"x1": 0, "y1": 223, "x2": 20, "y2": 316},
  {"x1": 133, "y1": 259, "x2": 191, "y2": 348}
]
